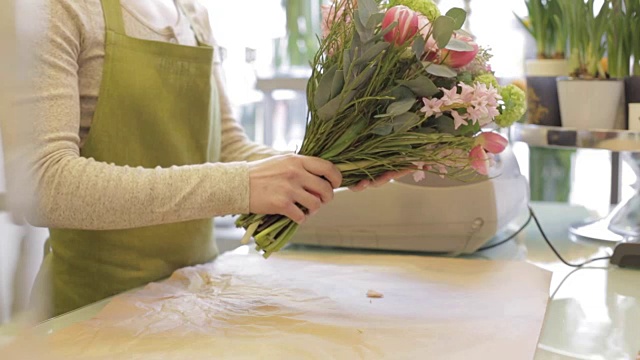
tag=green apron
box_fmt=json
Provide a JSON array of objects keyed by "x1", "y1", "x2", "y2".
[{"x1": 38, "y1": 0, "x2": 221, "y2": 317}]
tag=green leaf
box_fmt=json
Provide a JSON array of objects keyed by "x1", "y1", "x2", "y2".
[
  {"x1": 455, "y1": 121, "x2": 481, "y2": 136},
  {"x1": 423, "y1": 61, "x2": 457, "y2": 78},
  {"x1": 455, "y1": 28, "x2": 473, "y2": 38},
  {"x1": 435, "y1": 115, "x2": 455, "y2": 134},
  {"x1": 456, "y1": 71, "x2": 473, "y2": 85},
  {"x1": 342, "y1": 50, "x2": 352, "y2": 81},
  {"x1": 432, "y1": 16, "x2": 456, "y2": 49},
  {"x1": 358, "y1": 0, "x2": 379, "y2": 27},
  {"x1": 349, "y1": 65, "x2": 377, "y2": 90},
  {"x1": 412, "y1": 36, "x2": 426, "y2": 59},
  {"x1": 371, "y1": 122, "x2": 393, "y2": 136},
  {"x1": 354, "y1": 11, "x2": 372, "y2": 42},
  {"x1": 313, "y1": 65, "x2": 337, "y2": 109},
  {"x1": 321, "y1": 115, "x2": 369, "y2": 158},
  {"x1": 388, "y1": 85, "x2": 415, "y2": 101},
  {"x1": 353, "y1": 42, "x2": 390, "y2": 66},
  {"x1": 423, "y1": 62, "x2": 457, "y2": 78},
  {"x1": 445, "y1": 38, "x2": 474, "y2": 51},
  {"x1": 331, "y1": 70, "x2": 345, "y2": 99},
  {"x1": 367, "y1": 13, "x2": 385, "y2": 30},
  {"x1": 445, "y1": 8, "x2": 467, "y2": 30},
  {"x1": 387, "y1": 98, "x2": 416, "y2": 116},
  {"x1": 317, "y1": 90, "x2": 357, "y2": 121},
  {"x1": 398, "y1": 76, "x2": 439, "y2": 97},
  {"x1": 370, "y1": 21, "x2": 396, "y2": 43},
  {"x1": 392, "y1": 112, "x2": 421, "y2": 133}
]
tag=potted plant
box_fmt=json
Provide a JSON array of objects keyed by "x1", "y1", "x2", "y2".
[
  {"x1": 557, "y1": 0, "x2": 626, "y2": 130},
  {"x1": 516, "y1": 0, "x2": 568, "y2": 126},
  {"x1": 624, "y1": 1, "x2": 640, "y2": 130}
]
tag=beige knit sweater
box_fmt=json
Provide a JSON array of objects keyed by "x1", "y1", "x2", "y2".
[{"x1": 23, "y1": 0, "x2": 277, "y2": 230}]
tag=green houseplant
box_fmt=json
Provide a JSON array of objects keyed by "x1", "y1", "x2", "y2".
[
  {"x1": 624, "y1": 0, "x2": 640, "y2": 130},
  {"x1": 516, "y1": 0, "x2": 568, "y2": 127},
  {"x1": 557, "y1": 0, "x2": 626, "y2": 130}
]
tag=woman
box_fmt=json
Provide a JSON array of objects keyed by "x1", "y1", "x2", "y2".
[{"x1": 23, "y1": 0, "x2": 397, "y2": 317}]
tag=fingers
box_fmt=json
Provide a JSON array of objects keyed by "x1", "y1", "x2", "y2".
[
  {"x1": 294, "y1": 189, "x2": 323, "y2": 216},
  {"x1": 280, "y1": 201, "x2": 307, "y2": 224},
  {"x1": 349, "y1": 179, "x2": 371, "y2": 192},
  {"x1": 300, "y1": 156, "x2": 343, "y2": 189},
  {"x1": 370, "y1": 169, "x2": 411, "y2": 187},
  {"x1": 302, "y1": 172, "x2": 335, "y2": 203},
  {"x1": 349, "y1": 170, "x2": 412, "y2": 192}
]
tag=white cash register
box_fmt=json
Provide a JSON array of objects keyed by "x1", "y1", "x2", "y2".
[{"x1": 290, "y1": 146, "x2": 530, "y2": 255}]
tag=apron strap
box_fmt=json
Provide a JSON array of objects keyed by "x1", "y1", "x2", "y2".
[
  {"x1": 101, "y1": 0, "x2": 126, "y2": 34},
  {"x1": 175, "y1": 0, "x2": 211, "y2": 47}
]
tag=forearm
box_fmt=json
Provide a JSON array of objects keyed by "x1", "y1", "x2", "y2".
[{"x1": 31, "y1": 148, "x2": 250, "y2": 230}]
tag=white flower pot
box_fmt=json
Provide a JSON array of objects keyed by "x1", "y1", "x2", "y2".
[
  {"x1": 525, "y1": 59, "x2": 569, "y2": 77},
  {"x1": 556, "y1": 78, "x2": 626, "y2": 130}
]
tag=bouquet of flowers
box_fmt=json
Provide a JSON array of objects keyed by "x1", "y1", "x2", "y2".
[{"x1": 236, "y1": 0, "x2": 526, "y2": 258}]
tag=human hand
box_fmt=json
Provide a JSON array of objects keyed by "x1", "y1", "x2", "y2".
[
  {"x1": 348, "y1": 169, "x2": 413, "y2": 192},
  {"x1": 248, "y1": 154, "x2": 342, "y2": 224}
]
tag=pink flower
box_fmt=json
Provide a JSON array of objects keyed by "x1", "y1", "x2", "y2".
[
  {"x1": 475, "y1": 132, "x2": 507, "y2": 154},
  {"x1": 459, "y1": 83, "x2": 475, "y2": 103},
  {"x1": 412, "y1": 161, "x2": 428, "y2": 182},
  {"x1": 469, "y1": 145, "x2": 491, "y2": 175},
  {"x1": 382, "y1": 6, "x2": 420, "y2": 46},
  {"x1": 420, "y1": 97, "x2": 444, "y2": 118},
  {"x1": 440, "y1": 35, "x2": 479, "y2": 69},
  {"x1": 321, "y1": 0, "x2": 358, "y2": 39},
  {"x1": 451, "y1": 110, "x2": 468, "y2": 129},
  {"x1": 321, "y1": 4, "x2": 333, "y2": 38},
  {"x1": 417, "y1": 15, "x2": 438, "y2": 58},
  {"x1": 441, "y1": 86, "x2": 461, "y2": 106}
]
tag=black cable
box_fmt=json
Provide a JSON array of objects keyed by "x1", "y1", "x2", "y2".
[
  {"x1": 476, "y1": 212, "x2": 533, "y2": 252},
  {"x1": 477, "y1": 205, "x2": 612, "y2": 268},
  {"x1": 549, "y1": 266, "x2": 609, "y2": 299},
  {"x1": 528, "y1": 205, "x2": 611, "y2": 268}
]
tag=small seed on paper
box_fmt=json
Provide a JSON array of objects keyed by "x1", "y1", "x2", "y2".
[{"x1": 366, "y1": 290, "x2": 384, "y2": 298}]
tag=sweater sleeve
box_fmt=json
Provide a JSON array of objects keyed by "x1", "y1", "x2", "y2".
[{"x1": 20, "y1": 0, "x2": 252, "y2": 231}]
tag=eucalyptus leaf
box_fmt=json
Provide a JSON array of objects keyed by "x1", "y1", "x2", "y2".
[
  {"x1": 412, "y1": 36, "x2": 426, "y2": 59},
  {"x1": 367, "y1": 13, "x2": 386, "y2": 30},
  {"x1": 388, "y1": 85, "x2": 415, "y2": 101},
  {"x1": 353, "y1": 42, "x2": 389, "y2": 66},
  {"x1": 423, "y1": 62, "x2": 457, "y2": 78},
  {"x1": 354, "y1": 11, "x2": 373, "y2": 42},
  {"x1": 398, "y1": 76, "x2": 439, "y2": 97},
  {"x1": 321, "y1": 115, "x2": 369, "y2": 158},
  {"x1": 435, "y1": 115, "x2": 455, "y2": 134},
  {"x1": 445, "y1": 38, "x2": 474, "y2": 51},
  {"x1": 342, "y1": 50, "x2": 352, "y2": 82},
  {"x1": 392, "y1": 112, "x2": 421, "y2": 133},
  {"x1": 317, "y1": 90, "x2": 357, "y2": 121},
  {"x1": 454, "y1": 29, "x2": 473, "y2": 38},
  {"x1": 445, "y1": 8, "x2": 467, "y2": 30},
  {"x1": 331, "y1": 70, "x2": 345, "y2": 98},
  {"x1": 432, "y1": 16, "x2": 456, "y2": 49},
  {"x1": 349, "y1": 65, "x2": 377, "y2": 90},
  {"x1": 387, "y1": 98, "x2": 416, "y2": 116},
  {"x1": 372, "y1": 122, "x2": 393, "y2": 136},
  {"x1": 313, "y1": 65, "x2": 337, "y2": 109},
  {"x1": 358, "y1": 0, "x2": 379, "y2": 26},
  {"x1": 455, "y1": 122, "x2": 481, "y2": 136}
]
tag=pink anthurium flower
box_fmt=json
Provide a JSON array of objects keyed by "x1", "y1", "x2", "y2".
[
  {"x1": 440, "y1": 35, "x2": 479, "y2": 69},
  {"x1": 382, "y1": 6, "x2": 420, "y2": 46},
  {"x1": 475, "y1": 132, "x2": 507, "y2": 154},
  {"x1": 469, "y1": 145, "x2": 491, "y2": 176}
]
